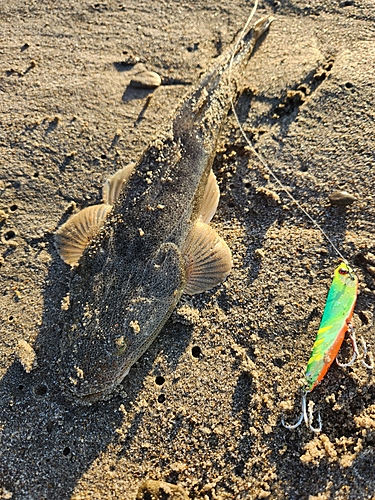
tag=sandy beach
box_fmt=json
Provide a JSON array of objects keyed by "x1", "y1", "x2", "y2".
[{"x1": 1, "y1": 1, "x2": 375, "y2": 498}]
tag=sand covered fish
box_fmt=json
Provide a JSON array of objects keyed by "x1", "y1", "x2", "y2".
[{"x1": 55, "y1": 15, "x2": 273, "y2": 404}]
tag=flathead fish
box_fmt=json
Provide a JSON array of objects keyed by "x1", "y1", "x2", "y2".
[{"x1": 55, "y1": 16, "x2": 273, "y2": 404}]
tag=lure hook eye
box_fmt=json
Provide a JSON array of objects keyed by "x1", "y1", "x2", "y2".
[{"x1": 340, "y1": 260, "x2": 356, "y2": 281}]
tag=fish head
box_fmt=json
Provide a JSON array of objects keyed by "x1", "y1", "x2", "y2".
[{"x1": 59, "y1": 242, "x2": 186, "y2": 404}]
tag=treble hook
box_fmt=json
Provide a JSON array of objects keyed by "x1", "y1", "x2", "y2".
[
  {"x1": 336, "y1": 323, "x2": 374, "y2": 369},
  {"x1": 282, "y1": 390, "x2": 322, "y2": 433}
]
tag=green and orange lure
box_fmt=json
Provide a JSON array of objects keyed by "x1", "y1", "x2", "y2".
[
  {"x1": 305, "y1": 262, "x2": 358, "y2": 391},
  {"x1": 225, "y1": 0, "x2": 373, "y2": 436},
  {"x1": 283, "y1": 262, "x2": 373, "y2": 433}
]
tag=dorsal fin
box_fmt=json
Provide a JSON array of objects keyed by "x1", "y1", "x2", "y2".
[
  {"x1": 182, "y1": 220, "x2": 232, "y2": 295},
  {"x1": 102, "y1": 162, "x2": 135, "y2": 205},
  {"x1": 55, "y1": 204, "x2": 112, "y2": 266},
  {"x1": 199, "y1": 169, "x2": 220, "y2": 223}
]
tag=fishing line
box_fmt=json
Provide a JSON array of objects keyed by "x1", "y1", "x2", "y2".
[
  {"x1": 228, "y1": 0, "x2": 348, "y2": 264},
  {"x1": 230, "y1": 4, "x2": 373, "y2": 433}
]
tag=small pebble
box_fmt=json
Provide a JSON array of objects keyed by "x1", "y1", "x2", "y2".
[
  {"x1": 130, "y1": 70, "x2": 161, "y2": 89},
  {"x1": 121, "y1": 53, "x2": 141, "y2": 65},
  {"x1": 328, "y1": 190, "x2": 357, "y2": 206}
]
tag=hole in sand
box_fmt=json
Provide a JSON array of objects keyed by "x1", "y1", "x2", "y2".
[
  {"x1": 155, "y1": 375, "x2": 165, "y2": 386},
  {"x1": 191, "y1": 346, "x2": 201, "y2": 358},
  {"x1": 157, "y1": 394, "x2": 166, "y2": 403},
  {"x1": 4, "y1": 230, "x2": 16, "y2": 240}
]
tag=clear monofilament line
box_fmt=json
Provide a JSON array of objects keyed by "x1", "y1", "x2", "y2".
[{"x1": 228, "y1": 1, "x2": 348, "y2": 264}]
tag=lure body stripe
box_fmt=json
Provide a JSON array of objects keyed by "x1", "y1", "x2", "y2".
[{"x1": 305, "y1": 262, "x2": 358, "y2": 391}]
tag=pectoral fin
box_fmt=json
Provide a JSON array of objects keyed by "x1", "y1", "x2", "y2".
[
  {"x1": 102, "y1": 162, "x2": 135, "y2": 205},
  {"x1": 55, "y1": 204, "x2": 112, "y2": 265},
  {"x1": 182, "y1": 220, "x2": 232, "y2": 295},
  {"x1": 199, "y1": 169, "x2": 220, "y2": 223}
]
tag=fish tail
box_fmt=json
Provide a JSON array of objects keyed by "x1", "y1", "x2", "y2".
[
  {"x1": 228, "y1": 16, "x2": 274, "y2": 76},
  {"x1": 174, "y1": 15, "x2": 273, "y2": 142}
]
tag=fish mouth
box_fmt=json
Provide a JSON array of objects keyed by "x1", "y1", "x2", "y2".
[{"x1": 60, "y1": 365, "x2": 130, "y2": 405}]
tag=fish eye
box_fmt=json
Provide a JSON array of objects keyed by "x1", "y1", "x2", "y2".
[{"x1": 115, "y1": 336, "x2": 128, "y2": 355}]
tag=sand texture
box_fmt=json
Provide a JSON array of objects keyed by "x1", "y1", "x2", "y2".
[{"x1": 1, "y1": 1, "x2": 375, "y2": 499}]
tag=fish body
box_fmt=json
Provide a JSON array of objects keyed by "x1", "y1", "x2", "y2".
[
  {"x1": 305, "y1": 262, "x2": 358, "y2": 391},
  {"x1": 56, "y1": 16, "x2": 273, "y2": 404}
]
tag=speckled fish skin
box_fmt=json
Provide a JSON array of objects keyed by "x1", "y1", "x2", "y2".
[
  {"x1": 58, "y1": 16, "x2": 273, "y2": 404},
  {"x1": 305, "y1": 262, "x2": 358, "y2": 391}
]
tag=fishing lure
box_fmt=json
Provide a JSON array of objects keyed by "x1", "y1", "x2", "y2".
[
  {"x1": 282, "y1": 261, "x2": 373, "y2": 432},
  {"x1": 227, "y1": 0, "x2": 373, "y2": 434}
]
